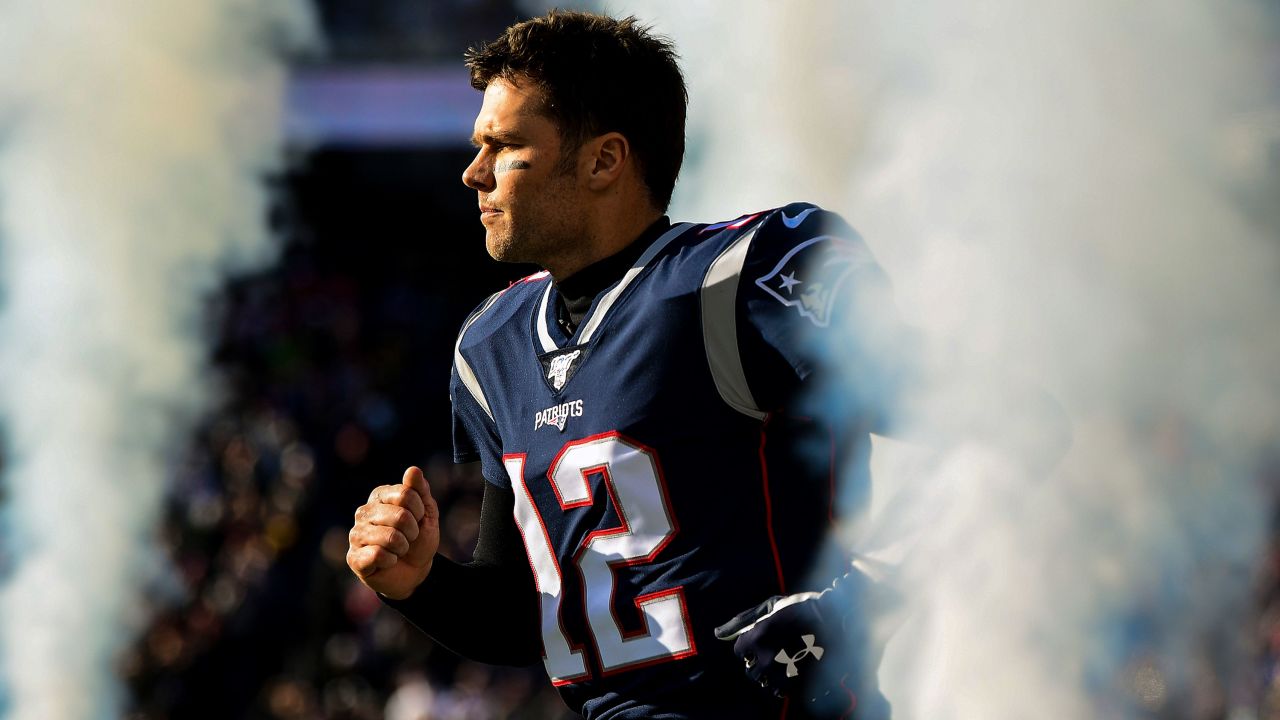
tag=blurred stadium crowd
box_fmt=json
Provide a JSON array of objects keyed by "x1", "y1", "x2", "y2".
[
  {"x1": 115, "y1": 3, "x2": 1280, "y2": 719},
  {"x1": 122, "y1": 147, "x2": 571, "y2": 719}
]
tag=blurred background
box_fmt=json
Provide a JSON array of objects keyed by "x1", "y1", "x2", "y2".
[
  {"x1": 121, "y1": 3, "x2": 566, "y2": 718},
  {"x1": 0, "y1": 1, "x2": 1276, "y2": 719}
]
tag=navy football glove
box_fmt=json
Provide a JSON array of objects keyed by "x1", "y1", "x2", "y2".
[{"x1": 715, "y1": 567, "x2": 895, "y2": 719}]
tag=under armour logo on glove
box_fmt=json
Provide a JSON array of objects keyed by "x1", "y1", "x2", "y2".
[
  {"x1": 776, "y1": 633, "x2": 825, "y2": 677},
  {"x1": 713, "y1": 591, "x2": 830, "y2": 698},
  {"x1": 713, "y1": 565, "x2": 900, "y2": 718}
]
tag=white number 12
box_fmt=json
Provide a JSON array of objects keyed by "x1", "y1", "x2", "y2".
[{"x1": 503, "y1": 432, "x2": 695, "y2": 684}]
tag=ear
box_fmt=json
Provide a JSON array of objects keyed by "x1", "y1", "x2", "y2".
[{"x1": 584, "y1": 132, "x2": 630, "y2": 191}]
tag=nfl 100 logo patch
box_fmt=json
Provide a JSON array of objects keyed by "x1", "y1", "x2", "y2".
[
  {"x1": 538, "y1": 345, "x2": 587, "y2": 393},
  {"x1": 547, "y1": 349, "x2": 580, "y2": 390}
]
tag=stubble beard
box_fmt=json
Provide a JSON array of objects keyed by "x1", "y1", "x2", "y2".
[
  {"x1": 487, "y1": 219, "x2": 580, "y2": 273},
  {"x1": 485, "y1": 217, "x2": 558, "y2": 266},
  {"x1": 485, "y1": 171, "x2": 581, "y2": 270}
]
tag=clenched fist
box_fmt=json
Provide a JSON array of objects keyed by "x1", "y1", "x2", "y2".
[{"x1": 346, "y1": 466, "x2": 440, "y2": 600}]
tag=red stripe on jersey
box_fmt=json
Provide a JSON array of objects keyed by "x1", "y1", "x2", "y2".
[
  {"x1": 508, "y1": 270, "x2": 550, "y2": 288},
  {"x1": 838, "y1": 673, "x2": 859, "y2": 719},
  {"x1": 698, "y1": 212, "x2": 762, "y2": 234},
  {"x1": 784, "y1": 412, "x2": 840, "y2": 529},
  {"x1": 758, "y1": 417, "x2": 787, "y2": 595}
]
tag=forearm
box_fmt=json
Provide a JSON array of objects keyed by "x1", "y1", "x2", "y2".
[
  {"x1": 381, "y1": 478, "x2": 542, "y2": 666},
  {"x1": 382, "y1": 553, "x2": 541, "y2": 665}
]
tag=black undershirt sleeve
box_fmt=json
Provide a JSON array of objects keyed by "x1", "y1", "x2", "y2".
[{"x1": 381, "y1": 479, "x2": 542, "y2": 666}]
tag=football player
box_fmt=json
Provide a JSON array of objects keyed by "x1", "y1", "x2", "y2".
[{"x1": 349, "y1": 11, "x2": 920, "y2": 719}]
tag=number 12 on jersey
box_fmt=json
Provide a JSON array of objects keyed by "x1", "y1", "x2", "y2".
[{"x1": 503, "y1": 432, "x2": 696, "y2": 684}]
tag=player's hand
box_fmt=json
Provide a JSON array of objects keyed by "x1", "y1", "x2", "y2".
[
  {"x1": 346, "y1": 466, "x2": 440, "y2": 600},
  {"x1": 715, "y1": 568, "x2": 897, "y2": 718},
  {"x1": 715, "y1": 590, "x2": 857, "y2": 714}
]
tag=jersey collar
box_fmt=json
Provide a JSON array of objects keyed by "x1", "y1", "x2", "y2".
[{"x1": 535, "y1": 221, "x2": 693, "y2": 353}]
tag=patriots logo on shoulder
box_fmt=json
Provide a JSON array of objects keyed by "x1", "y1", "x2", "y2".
[{"x1": 756, "y1": 236, "x2": 871, "y2": 327}]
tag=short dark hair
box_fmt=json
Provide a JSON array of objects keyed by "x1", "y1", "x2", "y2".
[{"x1": 465, "y1": 11, "x2": 688, "y2": 211}]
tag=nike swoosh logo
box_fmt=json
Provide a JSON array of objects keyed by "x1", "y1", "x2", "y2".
[{"x1": 780, "y1": 207, "x2": 818, "y2": 228}]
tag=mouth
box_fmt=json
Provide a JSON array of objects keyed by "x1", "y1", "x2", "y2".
[{"x1": 479, "y1": 205, "x2": 502, "y2": 222}]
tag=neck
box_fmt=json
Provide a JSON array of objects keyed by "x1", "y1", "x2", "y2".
[
  {"x1": 544, "y1": 203, "x2": 663, "y2": 281},
  {"x1": 553, "y1": 214, "x2": 671, "y2": 334}
]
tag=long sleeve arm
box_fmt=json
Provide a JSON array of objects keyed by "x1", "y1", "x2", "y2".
[{"x1": 381, "y1": 479, "x2": 542, "y2": 666}]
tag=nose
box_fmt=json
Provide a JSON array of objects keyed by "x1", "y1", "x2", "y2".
[{"x1": 462, "y1": 150, "x2": 494, "y2": 192}]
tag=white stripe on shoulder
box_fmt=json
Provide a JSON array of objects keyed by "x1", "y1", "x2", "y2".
[
  {"x1": 577, "y1": 223, "x2": 694, "y2": 344},
  {"x1": 701, "y1": 223, "x2": 767, "y2": 420},
  {"x1": 536, "y1": 282, "x2": 557, "y2": 354},
  {"x1": 454, "y1": 289, "x2": 505, "y2": 422}
]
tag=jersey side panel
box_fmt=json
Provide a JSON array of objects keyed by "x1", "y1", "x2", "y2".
[{"x1": 737, "y1": 203, "x2": 902, "y2": 581}]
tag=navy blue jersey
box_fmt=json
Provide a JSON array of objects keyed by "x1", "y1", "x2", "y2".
[{"x1": 449, "y1": 204, "x2": 895, "y2": 720}]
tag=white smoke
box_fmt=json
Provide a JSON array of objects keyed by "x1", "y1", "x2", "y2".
[
  {"x1": 826, "y1": 4, "x2": 1278, "y2": 718},
  {"x1": 0, "y1": 3, "x2": 317, "y2": 718},
  {"x1": 599, "y1": 0, "x2": 1280, "y2": 717}
]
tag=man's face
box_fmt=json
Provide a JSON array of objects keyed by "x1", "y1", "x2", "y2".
[{"x1": 462, "y1": 78, "x2": 584, "y2": 266}]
